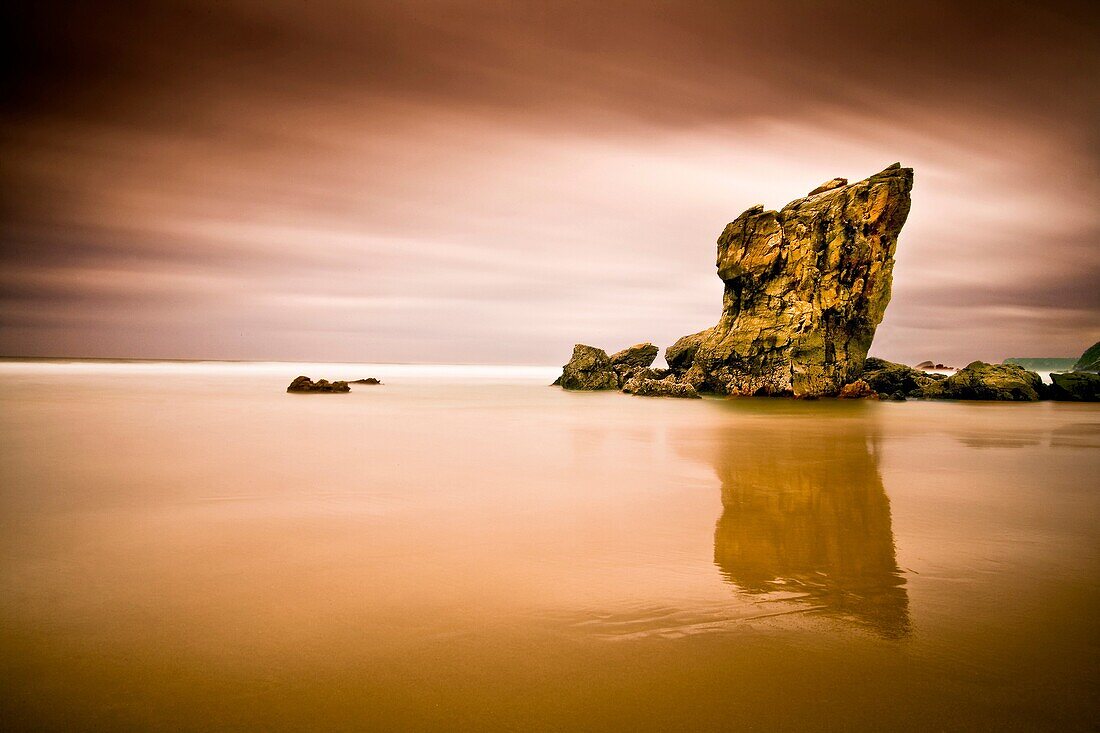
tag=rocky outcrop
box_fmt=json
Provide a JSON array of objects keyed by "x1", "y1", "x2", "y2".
[
  {"x1": 622, "y1": 375, "x2": 700, "y2": 398},
  {"x1": 859, "y1": 357, "x2": 940, "y2": 397},
  {"x1": 1073, "y1": 341, "x2": 1100, "y2": 372},
  {"x1": 921, "y1": 361, "x2": 1043, "y2": 401},
  {"x1": 287, "y1": 376, "x2": 350, "y2": 393},
  {"x1": 554, "y1": 342, "x2": 697, "y2": 397},
  {"x1": 556, "y1": 344, "x2": 620, "y2": 390},
  {"x1": 1049, "y1": 371, "x2": 1100, "y2": 401},
  {"x1": 353, "y1": 377, "x2": 382, "y2": 385},
  {"x1": 668, "y1": 163, "x2": 913, "y2": 397}
]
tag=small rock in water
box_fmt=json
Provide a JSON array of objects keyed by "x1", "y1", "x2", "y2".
[
  {"x1": 287, "y1": 376, "x2": 350, "y2": 393},
  {"x1": 352, "y1": 378, "x2": 382, "y2": 385},
  {"x1": 556, "y1": 344, "x2": 620, "y2": 390}
]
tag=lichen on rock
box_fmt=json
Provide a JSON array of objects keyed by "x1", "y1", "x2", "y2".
[{"x1": 668, "y1": 163, "x2": 914, "y2": 397}]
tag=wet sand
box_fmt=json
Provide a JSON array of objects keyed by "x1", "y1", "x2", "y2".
[{"x1": 1, "y1": 360, "x2": 1098, "y2": 731}]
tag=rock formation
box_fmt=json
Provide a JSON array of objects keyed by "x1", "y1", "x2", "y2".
[
  {"x1": 554, "y1": 342, "x2": 699, "y2": 397},
  {"x1": 1049, "y1": 371, "x2": 1100, "y2": 401},
  {"x1": 287, "y1": 376, "x2": 350, "y2": 393},
  {"x1": 352, "y1": 377, "x2": 383, "y2": 385},
  {"x1": 859, "y1": 357, "x2": 942, "y2": 397},
  {"x1": 668, "y1": 163, "x2": 913, "y2": 397},
  {"x1": 555, "y1": 344, "x2": 623, "y2": 390},
  {"x1": 921, "y1": 361, "x2": 1043, "y2": 401}
]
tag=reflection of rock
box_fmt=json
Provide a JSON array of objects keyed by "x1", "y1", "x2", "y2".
[
  {"x1": 669, "y1": 164, "x2": 914, "y2": 397},
  {"x1": 708, "y1": 419, "x2": 909, "y2": 637}
]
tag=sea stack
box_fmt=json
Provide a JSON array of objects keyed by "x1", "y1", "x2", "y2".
[{"x1": 668, "y1": 164, "x2": 914, "y2": 397}]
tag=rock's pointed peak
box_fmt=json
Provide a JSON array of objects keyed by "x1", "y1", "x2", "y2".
[
  {"x1": 869, "y1": 162, "x2": 911, "y2": 180},
  {"x1": 808, "y1": 178, "x2": 848, "y2": 196},
  {"x1": 738, "y1": 204, "x2": 765, "y2": 218}
]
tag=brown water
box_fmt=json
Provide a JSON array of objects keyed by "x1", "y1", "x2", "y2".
[{"x1": 1, "y1": 360, "x2": 1098, "y2": 731}]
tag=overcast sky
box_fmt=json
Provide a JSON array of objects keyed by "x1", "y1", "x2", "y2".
[{"x1": 2, "y1": 0, "x2": 1097, "y2": 364}]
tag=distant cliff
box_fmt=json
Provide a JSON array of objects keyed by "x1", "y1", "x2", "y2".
[{"x1": 1002, "y1": 357, "x2": 1076, "y2": 371}]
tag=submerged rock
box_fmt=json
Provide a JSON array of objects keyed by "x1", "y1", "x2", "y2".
[
  {"x1": 557, "y1": 344, "x2": 619, "y2": 390},
  {"x1": 287, "y1": 376, "x2": 350, "y2": 393},
  {"x1": 668, "y1": 163, "x2": 914, "y2": 397},
  {"x1": 622, "y1": 375, "x2": 700, "y2": 398},
  {"x1": 1049, "y1": 371, "x2": 1100, "y2": 401},
  {"x1": 921, "y1": 361, "x2": 1042, "y2": 401},
  {"x1": 1073, "y1": 341, "x2": 1100, "y2": 372},
  {"x1": 352, "y1": 377, "x2": 383, "y2": 385}
]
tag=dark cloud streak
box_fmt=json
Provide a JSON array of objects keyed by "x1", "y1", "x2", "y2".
[{"x1": 2, "y1": 0, "x2": 1098, "y2": 362}]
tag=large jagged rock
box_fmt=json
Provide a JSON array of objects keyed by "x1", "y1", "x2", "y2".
[
  {"x1": 556, "y1": 344, "x2": 620, "y2": 390},
  {"x1": 668, "y1": 164, "x2": 913, "y2": 397},
  {"x1": 922, "y1": 361, "x2": 1043, "y2": 401},
  {"x1": 1073, "y1": 341, "x2": 1100, "y2": 372},
  {"x1": 1049, "y1": 371, "x2": 1100, "y2": 401}
]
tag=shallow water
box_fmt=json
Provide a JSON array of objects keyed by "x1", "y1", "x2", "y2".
[{"x1": 1, "y1": 360, "x2": 1098, "y2": 731}]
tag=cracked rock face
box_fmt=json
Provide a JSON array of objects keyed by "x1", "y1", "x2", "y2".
[
  {"x1": 670, "y1": 163, "x2": 914, "y2": 397},
  {"x1": 556, "y1": 344, "x2": 621, "y2": 390}
]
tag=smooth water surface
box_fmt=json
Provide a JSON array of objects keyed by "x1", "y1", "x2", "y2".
[{"x1": 1, "y1": 360, "x2": 1098, "y2": 731}]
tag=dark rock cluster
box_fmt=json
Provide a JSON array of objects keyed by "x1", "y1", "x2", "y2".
[
  {"x1": 554, "y1": 343, "x2": 699, "y2": 398},
  {"x1": 287, "y1": 376, "x2": 350, "y2": 393}
]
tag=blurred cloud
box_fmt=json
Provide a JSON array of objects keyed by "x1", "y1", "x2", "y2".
[{"x1": 2, "y1": 0, "x2": 1098, "y2": 363}]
